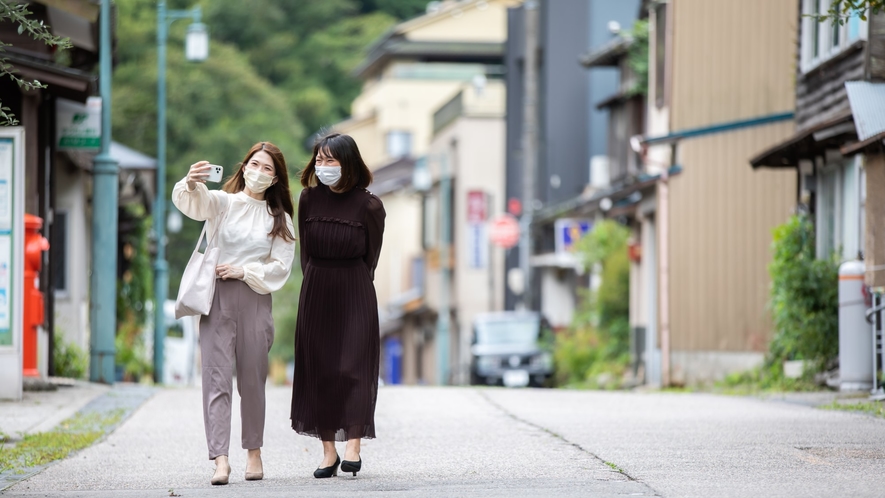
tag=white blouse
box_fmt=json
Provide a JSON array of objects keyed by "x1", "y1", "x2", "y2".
[{"x1": 172, "y1": 178, "x2": 296, "y2": 295}]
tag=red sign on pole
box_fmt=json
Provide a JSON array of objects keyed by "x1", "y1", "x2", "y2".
[
  {"x1": 467, "y1": 190, "x2": 486, "y2": 223},
  {"x1": 507, "y1": 197, "x2": 522, "y2": 217},
  {"x1": 489, "y1": 214, "x2": 520, "y2": 249}
]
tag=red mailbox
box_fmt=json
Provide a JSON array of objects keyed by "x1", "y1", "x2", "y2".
[{"x1": 23, "y1": 213, "x2": 49, "y2": 377}]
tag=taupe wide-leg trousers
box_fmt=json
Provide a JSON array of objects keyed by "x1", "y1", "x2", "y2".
[{"x1": 200, "y1": 279, "x2": 274, "y2": 460}]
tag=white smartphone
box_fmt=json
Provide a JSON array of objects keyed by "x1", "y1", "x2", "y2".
[{"x1": 207, "y1": 164, "x2": 224, "y2": 183}]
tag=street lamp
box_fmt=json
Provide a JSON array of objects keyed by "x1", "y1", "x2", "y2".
[
  {"x1": 153, "y1": 2, "x2": 208, "y2": 383},
  {"x1": 185, "y1": 22, "x2": 209, "y2": 61}
]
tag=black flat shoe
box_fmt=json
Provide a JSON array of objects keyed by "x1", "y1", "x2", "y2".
[
  {"x1": 340, "y1": 457, "x2": 361, "y2": 476},
  {"x1": 313, "y1": 454, "x2": 340, "y2": 478}
]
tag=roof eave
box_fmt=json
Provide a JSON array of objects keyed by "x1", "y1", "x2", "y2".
[
  {"x1": 750, "y1": 113, "x2": 854, "y2": 169},
  {"x1": 579, "y1": 36, "x2": 632, "y2": 68},
  {"x1": 353, "y1": 40, "x2": 505, "y2": 79}
]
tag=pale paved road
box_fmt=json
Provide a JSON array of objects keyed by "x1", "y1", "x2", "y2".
[{"x1": 4, "y1": 385, "x2": 885, "y2": 497}]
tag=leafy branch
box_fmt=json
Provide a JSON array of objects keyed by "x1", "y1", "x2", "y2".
[
  {"x1": 0, "y1": 0, "x2": 72, "y2": 125},
  {"x1": 809, "y1": 0, "x2": 884, "y2": 24},
  {"x1": 625, "y1": 19, "x2": 649, "y2": 97}
]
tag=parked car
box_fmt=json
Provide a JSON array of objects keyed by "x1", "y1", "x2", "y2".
[{"x1": 469, "y1": 311, "x2": 553, "y2": 387}]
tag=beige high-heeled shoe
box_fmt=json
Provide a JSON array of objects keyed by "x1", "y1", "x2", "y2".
[
  {"x1": 211, "y1": 455, "x2": 231, "y2": 485},
  {"x1": 245, "y1": 449, "x2": 263, "y2": 481}
]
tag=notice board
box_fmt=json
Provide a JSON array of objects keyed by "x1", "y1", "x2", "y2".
[{"x1": 0, "y1": 127, "x2": 24, "y2": 400}]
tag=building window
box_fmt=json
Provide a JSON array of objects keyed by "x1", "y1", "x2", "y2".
[
  {"x1": 859, "y1": 159, "x2": 866, "y2": 258},
  {"x1": 816, "y1": 158, "x2": 862, "y2": 260},
  {"x1": 51, "y1": 210, "x2": 67, "y2": 293},
  {"x1": 423, "y1": 193, "x2": 438, "y2": 250},
  {"x1": 801, "y1": 0, "x2": 867, "y2": 73},
  {"x1": 386, "y1": 130, "x2": 412, "y2": 159}
]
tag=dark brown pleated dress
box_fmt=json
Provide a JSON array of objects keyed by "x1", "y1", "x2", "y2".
[{"x1": 290, "y1": 184, "x2": 385, "y2": 442}]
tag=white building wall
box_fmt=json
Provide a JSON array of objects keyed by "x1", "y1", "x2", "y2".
[
  {"x1": 53, "y1": 165, "x2": 91, "y2": 352},
  {"x1": 426, "y1": 93, "x2": 506, "y2": 384}
]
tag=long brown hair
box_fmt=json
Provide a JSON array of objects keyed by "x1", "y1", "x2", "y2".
[
  {"x1": 300, "y1": 133, "x2": 373, "y2": 193},
  {"x1": 223, "y1": 141, "x2": 295, "y2": 242}
]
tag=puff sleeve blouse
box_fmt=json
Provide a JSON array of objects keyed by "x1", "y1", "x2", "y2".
[{"x1": 172, "y1": 178, "x2": 296, "y2": 295}]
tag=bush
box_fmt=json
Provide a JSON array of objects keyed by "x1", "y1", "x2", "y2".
[
  {"x1": 53, "y1": 329, "x2": 87, "y2": 379},
  {"x1": 553, "y1": 220, "x2": 631, "y2": 388},
  {"x1": 767, "y1": 214, "x2": 839, "y2": 373},
  {"x1": 115, "y1": 319, "x2": 152, "y2": 382}
]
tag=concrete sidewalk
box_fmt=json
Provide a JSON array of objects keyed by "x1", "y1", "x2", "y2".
[
  {"x1": 0, "y1": 380, "x2": 109, "y2": 440},
  {"x1": 0, "y1": 380, "x2": 156, "y2": 492}
]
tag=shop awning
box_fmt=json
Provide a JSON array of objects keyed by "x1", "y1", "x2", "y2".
[
  {"x1": 846, "y1": 81, "x2": 885, "y2": 141},
  {"x1": 841, "y1": 81, "x2": 885, "y2": 155},
  {"x1": 749, "y1": 113, "x2": 855, "y2": 168},
  {"x1": 63, "y1": 142, "x2": 157, "y2": 171}
]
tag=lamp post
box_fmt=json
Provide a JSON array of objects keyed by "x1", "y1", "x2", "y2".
[
  {"x1": 90, "y1": 0, "x2": 119, "y2": 384},
  {"x1": 153, "y1": 2, "x2": 208, "y2": 383}
]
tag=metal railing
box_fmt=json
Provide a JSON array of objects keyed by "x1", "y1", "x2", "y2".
[{"x1": 869, "y1": 292, "x2": 885, "y2": 400}]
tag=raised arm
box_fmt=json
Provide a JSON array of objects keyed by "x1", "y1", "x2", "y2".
[{"x1": 171, "y1": 161, "x2": 226, "y2": 221}]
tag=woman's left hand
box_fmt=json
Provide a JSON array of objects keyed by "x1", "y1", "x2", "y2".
[{"x1": 216, "y1": 264, "x2": 245, "y2": 280}]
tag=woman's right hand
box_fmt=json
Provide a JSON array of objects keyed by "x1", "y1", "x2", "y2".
[{"x1": 186, "y1": 161, "x2": 211, "y2": 190}]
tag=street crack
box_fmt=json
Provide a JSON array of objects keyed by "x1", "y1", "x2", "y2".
[{"x1": 476, "y1": 389, "x2": 640, "y2": 482}]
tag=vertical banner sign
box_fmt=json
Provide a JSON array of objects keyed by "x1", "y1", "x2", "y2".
[{"x1": 466, "y1": 190, "x2": 487, "y2": 269}]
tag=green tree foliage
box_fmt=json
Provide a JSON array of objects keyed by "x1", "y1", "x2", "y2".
[
  {"x1": 117, "y1": 204, "x2": 154, "y2": 327},
  {"x1": 814, "y1": 0, "x2": 885, "y2": 23},
  {"x1": 362, "y1": 0, "x2": 430, "y2": 20},
  {"x1": 554, "y1": 220, "x2": 631, "y2": 388},
  {"x1": 625, "y1": 20, "x2": 648, "y2": 97},
  {"x1": 202, "y1": 0, "x2": 396, "y2": 135},
  {"x1": 767, "y1": 215, "x2": 839, "y2": 372},
  {"x1": 0, "y1": 0, "x2": 72, "y2": 125}
]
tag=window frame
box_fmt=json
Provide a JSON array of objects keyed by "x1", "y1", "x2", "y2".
[
  {"x1": 386, "y1": 130, "x2": 413, "y2": 159},
  {"x1": 51, "y1": 209, "x2": 69, "y2": 297},
  {"x1": 800, "y1": 0, "x2": 868, "y2": 73}
]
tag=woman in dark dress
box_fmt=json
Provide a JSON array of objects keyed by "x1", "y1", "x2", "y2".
[{"x1": 290, "y1": 133, "x2": 385, "y2": 478}]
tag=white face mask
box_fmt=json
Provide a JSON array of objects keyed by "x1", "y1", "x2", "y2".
[
  {"x1": 244, "y1": 168, "x2": 275, "y2": 194},
  {"x1": 316, "y1": 166, "x2": 342, "y2": 186}
]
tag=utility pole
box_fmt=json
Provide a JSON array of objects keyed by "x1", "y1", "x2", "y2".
[
  {"x1": 519, "y1": 0, "x2": 539, "y2": 310},
  {"x1": 437, "y1": 153, "x2": 451, "y2": 385},
  {"x1": 90, "y1": 0, "x2": 119, "y2": 384}
]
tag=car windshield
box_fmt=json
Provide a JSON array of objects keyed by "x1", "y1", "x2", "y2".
[{"x1": 475, "y1": 319, "x2": 539, "y2": 345}]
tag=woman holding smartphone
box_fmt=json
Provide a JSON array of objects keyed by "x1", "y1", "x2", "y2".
[{"x1": 172, "y1": 142, "x2": 296, "y2": 485}]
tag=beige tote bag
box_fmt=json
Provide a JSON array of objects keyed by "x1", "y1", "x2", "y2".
[{"x1": 174, "y1": 198, "x2": 229, "y2": 319}]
